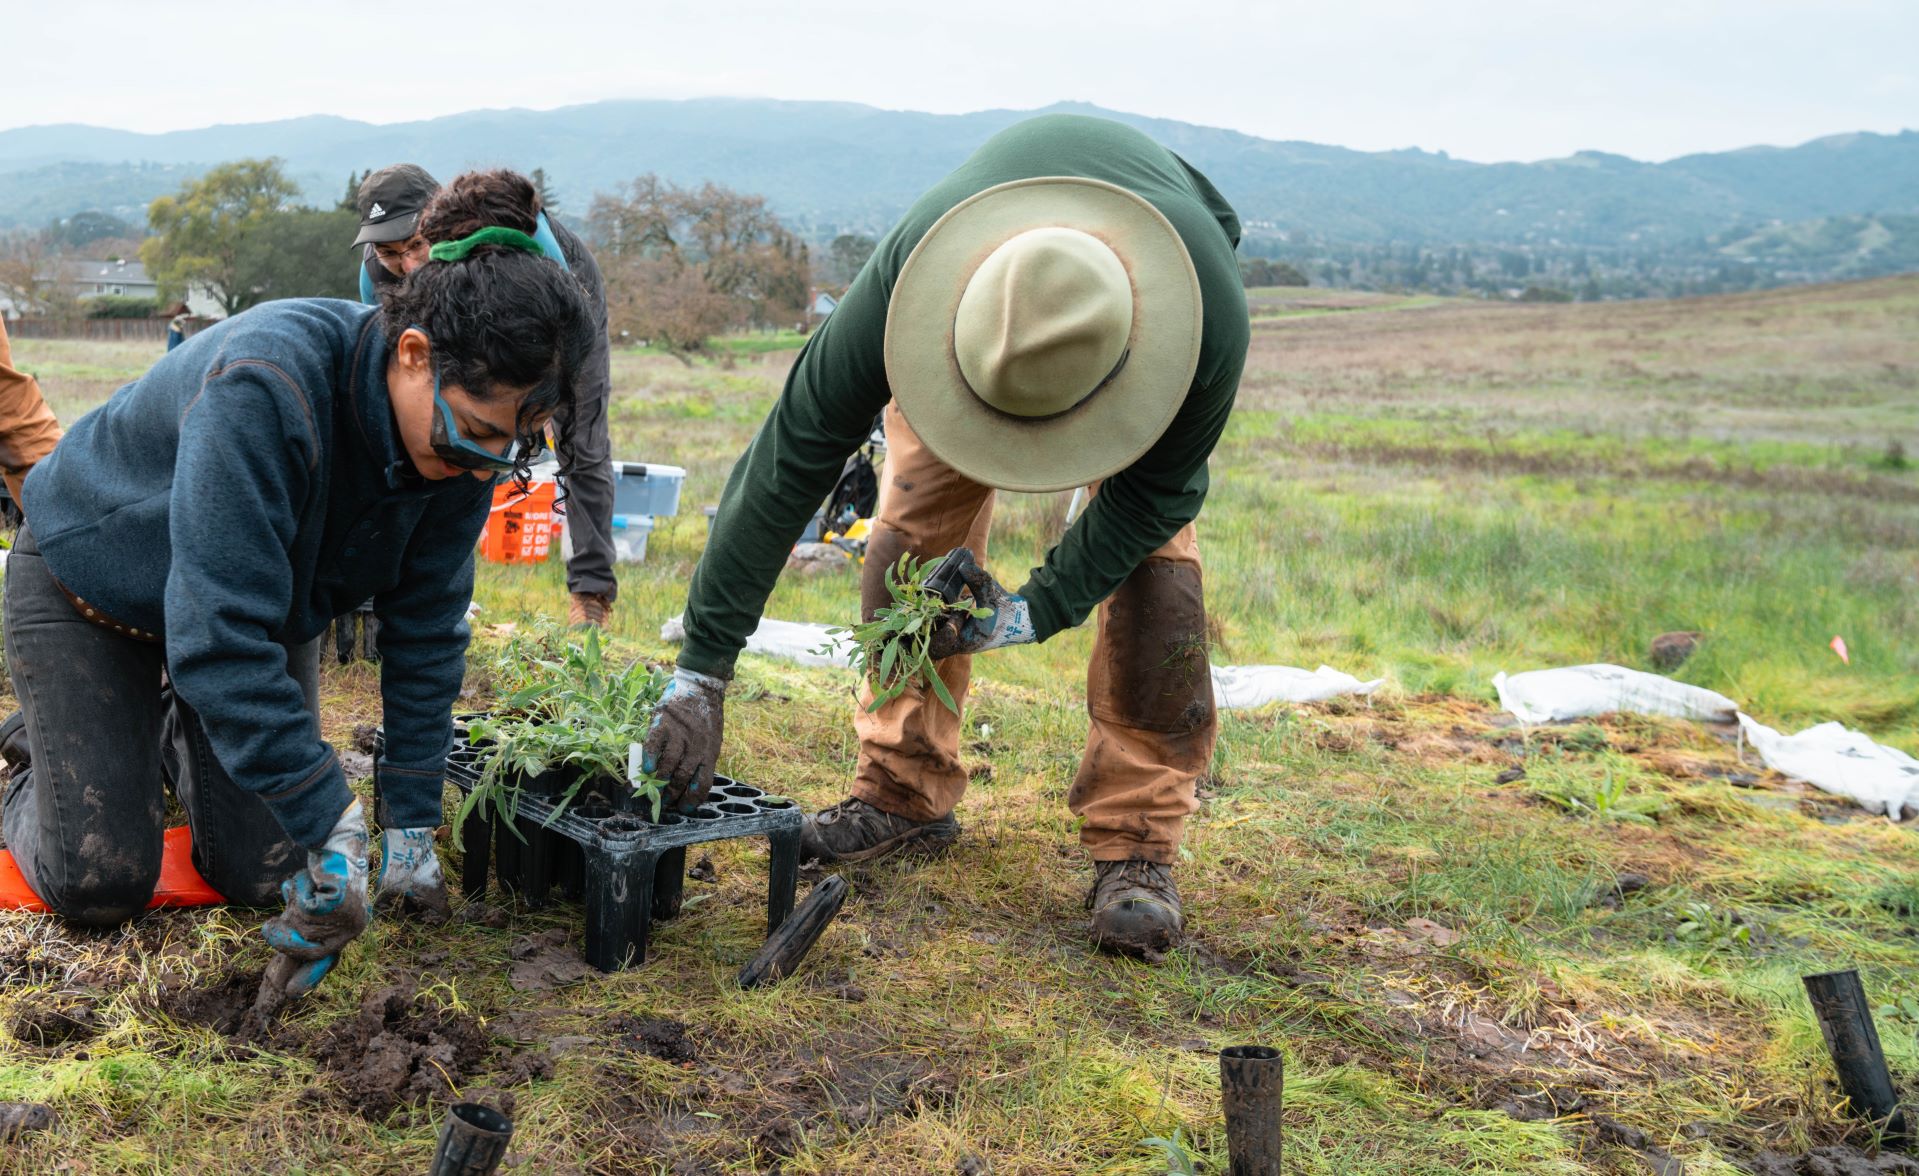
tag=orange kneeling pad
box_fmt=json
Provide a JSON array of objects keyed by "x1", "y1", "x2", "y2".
[{"x1": 0, "y1": 824, "x2": 225, "y2": 911}]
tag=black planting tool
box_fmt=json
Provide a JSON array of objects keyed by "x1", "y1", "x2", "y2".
[{"x1": 738, "y1": 874, "x2": 850, "y2": 988}]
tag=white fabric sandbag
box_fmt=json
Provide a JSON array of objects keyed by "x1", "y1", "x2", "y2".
[
  {"x1": 1212, "y1": 664, "x2": 1384, "y2": 710},
  {"x1": 1736, "y1": 713, "x2": 1919, "y2": 819},
  {"x1": 660, "y1": 615, "x2": 853, "y2": 668},
  {"x1": 1493, "y1": 663, "x2": 1738, "y2": 724}
]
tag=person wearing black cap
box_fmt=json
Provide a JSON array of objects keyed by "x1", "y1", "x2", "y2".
[{"x1": 351, "y1": 164, "x2": 620, "y2": 627}]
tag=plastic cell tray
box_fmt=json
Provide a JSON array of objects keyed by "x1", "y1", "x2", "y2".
[{"x1": 435, "y1": 735, "x2": 802, "y2": 971}]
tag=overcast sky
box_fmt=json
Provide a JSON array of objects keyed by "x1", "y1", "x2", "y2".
[{"x1": 7, "y1": 0, "x2": 1912, "y2": 162}]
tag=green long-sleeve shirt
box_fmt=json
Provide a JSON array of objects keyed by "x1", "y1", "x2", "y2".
[{"x1": 678, "y1": 114, "x2": 1250, "y2": 679}]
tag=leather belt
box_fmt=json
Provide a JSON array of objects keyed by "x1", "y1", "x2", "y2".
[{"x1": 56, "y1": 581, "x2": 160, "y2": 644}]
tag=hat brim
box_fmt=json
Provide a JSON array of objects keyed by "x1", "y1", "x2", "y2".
[
  {"x1": 350, "y1": 211, "x2": 422, "y2": 249},
  {"x1": 885, "y1": 176, "x2": 1201, "y2": 494}
]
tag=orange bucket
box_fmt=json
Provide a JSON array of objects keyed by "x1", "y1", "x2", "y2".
[{"x1": 480, "y1": 480, "x2": 557, "y2": 564}]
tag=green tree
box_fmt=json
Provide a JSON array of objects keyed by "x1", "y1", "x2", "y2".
[
  {"x1": 142, "y1": 159, "x2": 300, "y2": 315},
  {"x1": 530, "y1": 168, "x2": 559, "y2": 212},
  {"x1": 239, "y1": 207, "x2": 363, "y2": 303},
  {"x1": 827, "y1": 233, "x2": 877, "y2": 285}
]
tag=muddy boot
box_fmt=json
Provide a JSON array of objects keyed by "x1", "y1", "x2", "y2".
[
  {"x1": 1087, "y1": 860, "x2": 1182, "y2": 959},
  {"x1": 800, "y1": 797, "x2": 959, "y2": 864},
  {"x1": 0, "y1": 711, "x2": 27, "y2": 773}
]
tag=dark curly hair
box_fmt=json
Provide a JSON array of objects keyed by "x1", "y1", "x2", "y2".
[{"x1": 378, "y1": 169, "x2": 588, "y2": 485}]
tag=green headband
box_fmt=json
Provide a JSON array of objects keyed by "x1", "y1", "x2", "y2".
[{"x1": 427, "y1": 226, "x2": 546, "y2": 263}]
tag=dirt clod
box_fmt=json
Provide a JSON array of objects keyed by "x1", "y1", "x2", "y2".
[
  {"x1": 312, "y1": 982, "x2": 496, "y2": 1119},
  {"x1": 0, "y1": 1101, "x2": 54, "y2": 1141},
  {"x1": 687, "y1": 855, "x2": 718, "y2": 883},
  {"x1": 1494, "y1": 766, "x2": 1527, "y2": 785}
]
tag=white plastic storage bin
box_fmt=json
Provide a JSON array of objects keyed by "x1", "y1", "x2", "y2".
[
  {"x1": 560, "y1": 512, "x2": 655, "y2": 564},
  {"x1": 612, "y1": 462, "x2": 684, "y2": 518}
]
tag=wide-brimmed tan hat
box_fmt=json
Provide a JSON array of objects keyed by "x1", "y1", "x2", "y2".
[{"x1": 884, "y1": 176, "x2": 1202, "y2": 494}]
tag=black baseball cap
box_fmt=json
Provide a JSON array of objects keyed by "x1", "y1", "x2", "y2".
[{"x1": 350, "y1": 163, "x2": 441, "y2": 248}]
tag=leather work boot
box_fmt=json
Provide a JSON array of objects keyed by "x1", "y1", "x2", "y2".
[
  {"x1": 1087, "y1": 859, "x2": 1183, "y2": 959},
  {"x1": 0, "y1": 711, "x2": 27, "y2": 773},
  {"x1": 800, "y1": 797, "x2": 959, "y2": 864},
  {"x1": 568, "y1": 592, "x2": 613, "y2": 628}
]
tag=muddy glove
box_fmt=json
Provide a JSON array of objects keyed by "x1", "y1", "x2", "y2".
[
  {"x1": 641, "y1": 666, "x2": 727, "y2": 810},
  {"x1": 928, "y1": 556, "x2": 1037, "y2": 660},
  {"x1": 374, "y1": 825, "x2": 450, "y2": 923},
  {"x1": 256, "y1": 800, "x2": 369, "y2": 1012}
]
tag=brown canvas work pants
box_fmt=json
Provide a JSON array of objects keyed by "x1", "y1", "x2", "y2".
[
  {"x1": 0, "y1": 319, "x2": 63, "y2": 509},
  {"x1": 852, "y1": 402, "x2": 1216, "y2": 865}
]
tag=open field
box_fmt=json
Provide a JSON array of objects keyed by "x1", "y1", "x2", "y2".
[{"x1": 2, "y1": 277, "x2": 1917, "y2": 1174}]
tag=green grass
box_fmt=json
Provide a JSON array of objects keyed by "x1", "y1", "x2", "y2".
[{"x1": 2, "y1": 279, "x2": 1918, "y2": 1173}]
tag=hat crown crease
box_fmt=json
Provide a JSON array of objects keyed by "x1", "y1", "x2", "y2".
[{"x1": 954, "y1": 226, "x2": 1132, "y2": 419}]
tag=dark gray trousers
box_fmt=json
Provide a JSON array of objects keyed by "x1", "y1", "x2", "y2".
[
  {"x1": 555, "y1": 380, "x2": 617, "y2": 601},
  {"x1": 1, "y1": 526, "x2": 309, "y2": 923}
]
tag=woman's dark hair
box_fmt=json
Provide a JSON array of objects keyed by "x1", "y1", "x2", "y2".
[{"x1": 378, "y1": 168, "x2": 589, "y2": 485}]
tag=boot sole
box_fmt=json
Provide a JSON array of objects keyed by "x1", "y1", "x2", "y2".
[{"x1": 809, "y1": 817, "x2": 961, "y2": 865}]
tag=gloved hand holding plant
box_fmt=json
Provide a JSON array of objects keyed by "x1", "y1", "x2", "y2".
[{"x1": 821, "y1": 550, "x2": 1030, "y2": 714}]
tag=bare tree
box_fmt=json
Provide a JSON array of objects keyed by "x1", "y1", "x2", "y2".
[{"x1": 586, "y1": 174, "x2": 811, "y2": 350}]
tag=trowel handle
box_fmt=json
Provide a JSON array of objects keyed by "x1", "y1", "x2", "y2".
[{"x1": 921, "y1": 547, "x2": 974, "y2": 605}]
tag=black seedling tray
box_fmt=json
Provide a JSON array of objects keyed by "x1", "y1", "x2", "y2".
[{"x1": 378, "y1": 723, "x2": 803, "y2": 971}]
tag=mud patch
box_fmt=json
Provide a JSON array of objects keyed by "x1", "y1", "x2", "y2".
[
  {"x1": 1746, "y1": 1147, "x2": 1919, "y2": 1175},
  {"x1": 508, "y1": 928, "x2": 593, "y2": 992},
  {"x1": 158, "y1": 970, "x2": 266, "y2": 1039},
  {"x1": 611, "y1": 1015, "x2": 698, "y2": 1064},
  {"x1": 9, "y1": 994, "x2": 100, "y2": 1047}
]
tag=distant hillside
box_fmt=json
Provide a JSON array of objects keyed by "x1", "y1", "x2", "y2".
[{"x1": 4, "y1": 99, "x2": 1916, "y2": 250}]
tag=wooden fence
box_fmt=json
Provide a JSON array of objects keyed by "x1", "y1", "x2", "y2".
[{"x1": 4, "y1": 317, "x2": 213, "y2": 343}]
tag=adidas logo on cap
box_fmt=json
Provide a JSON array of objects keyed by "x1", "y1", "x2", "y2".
[{"x1": 369, "y1": 202, "x2": 386, "y2": 219}]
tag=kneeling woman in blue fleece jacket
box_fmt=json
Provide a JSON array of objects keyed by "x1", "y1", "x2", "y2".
[{"x1": 3, "y1": 169, "x2": 596, "y2": 1004}]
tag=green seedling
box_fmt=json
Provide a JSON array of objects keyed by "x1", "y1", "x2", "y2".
[
  {"x1": 1138, "y1": 1130, "x2": 1201, "y2": 1176},
  {"x1": 458, "y1": 623, "x2": 671, "y2": 835},
  {"x1": 1530, "y1": 771, "x2": 1665, "y2": 824},
  {"x1": 1673, "y1": 900, "x2": 1752, "y2": 951},
  {"x1": 1874, "y1": 996, "x2": 1919, "y2": 1027},
  {"x1": 819, "y1": 553, "x2": 990, "y2": 713}
]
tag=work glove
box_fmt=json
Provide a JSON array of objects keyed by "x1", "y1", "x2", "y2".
[
  {"x1": 373, "y1": 825, "x2": 450, "y2": 923},
  {"x1": 928, "y1": 554, "x2": 1037, "y2": 660},
  {"x1": 641, "y1": 666, "x2": 728, "y2": 811},
  {"x1": 256, "y1": 800, "x2": 370, "y2": 1011}
]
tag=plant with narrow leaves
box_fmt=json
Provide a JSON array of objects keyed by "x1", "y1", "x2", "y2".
[
  {"x1": 1138, "y1": 1130, "x2": 1201, "y2": 1175},
  {"x1": 1673, "y1": 900, "x2": 1752, "y2": 951},
  {"x1": 817, "y1": 553, "x2": 989, "y2": 713},
  {"x1": 457, "y1": 623, "x2": 672, "y2": 835}
]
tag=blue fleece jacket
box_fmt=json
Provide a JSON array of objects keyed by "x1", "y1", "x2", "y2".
[{"x1": 22, "y1": 299, "x2": 490, "y2": 847}]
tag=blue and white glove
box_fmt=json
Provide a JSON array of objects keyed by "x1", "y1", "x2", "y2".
[
  {"x1": 374, "y1": 825, "x2": 450, "y2": 923},
  {"x1": 640, "y1": 666, "x2": 728, "y2": 811},
  {"x1": 929, "y1": 555, "x2": 1038, "y2": 660},
  {"x1": 256, "y1": 800, "x2": 369, "y2": 1010}
]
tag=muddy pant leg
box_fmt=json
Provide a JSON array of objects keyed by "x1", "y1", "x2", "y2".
[
  {"x1": 0, "y1": 526, "x2": 166, "y2": 924},
  {"x1": 851, "y1": 402, "x2": 995, "y2": 822},
  {"x1": 166, "y1": 639, "x2": 315, "y2": 906},
  {"x1": 1069, "y1": 510, "x2": 1214, "y2": 865}
]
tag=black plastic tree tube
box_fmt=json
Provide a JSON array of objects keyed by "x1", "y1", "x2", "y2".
[
  {"x1": 1220, "y1": 1044, "x2": 1283, "y2": 1175},
  {"x1": 739, "y1": 874, "x2": 849, "y2": 987},
  {"x1": 429, "y1": 1102, "x2": 514, "y2": 1176},
  {"x1": 1803, "y1": 969, "x2": 1909, "y2": 1142}
]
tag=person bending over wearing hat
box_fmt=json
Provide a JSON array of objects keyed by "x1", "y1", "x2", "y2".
[
  {"x1": 4, "y1": 168, "x2": 597, "y2": 1005},
  {"x1": 350, "y1": 163, "x2": 620, "y2": 628},
  {"x1": 643, "y1": 114, "x2": 1249, "y2": 959}
]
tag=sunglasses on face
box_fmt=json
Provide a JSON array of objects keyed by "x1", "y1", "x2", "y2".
[{"x1": 428, "y1": 368, "x2": 522, "y2": 474}]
